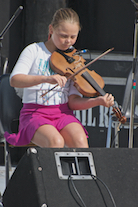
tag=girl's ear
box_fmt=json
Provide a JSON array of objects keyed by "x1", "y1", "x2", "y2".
[
  {"x1": 48, "y1": 24, "x2": 53, "y2": 40},
  {"x1": 49, "y1": 24, "x2": 53, "y2": 35}
]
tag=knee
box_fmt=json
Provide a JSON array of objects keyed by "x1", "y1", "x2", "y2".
[
  {"x1": 49, "y1": 136, "x2": 65, "y2": 148},
  {"x1": 74, "y1": 135, "x2": 88, "y2": 148}
]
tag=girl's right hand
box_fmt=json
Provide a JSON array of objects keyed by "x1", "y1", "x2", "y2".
[
  {"x1": 46, "y1": 74, "x2": 67, "y2": 88},
  {"x1": 10, "y1": 74, "x2": 67, "y2": 88}
]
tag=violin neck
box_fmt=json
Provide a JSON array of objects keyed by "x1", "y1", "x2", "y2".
[{"x1": 81, "y1": 71, "x2": 106, "y2": 97}]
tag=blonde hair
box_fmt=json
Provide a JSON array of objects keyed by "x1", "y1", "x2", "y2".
[{"x1": 51, "y1": 8, "x2": 81, "y2": 30}]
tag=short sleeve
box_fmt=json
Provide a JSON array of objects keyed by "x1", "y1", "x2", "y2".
[{"x1": 10, "y1": 43, "x2": 37, "y2": 79}]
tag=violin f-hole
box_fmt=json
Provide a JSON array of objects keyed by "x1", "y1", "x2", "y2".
[{"x1": 66, "y1": 67, "x2": 75, "y2": 73}]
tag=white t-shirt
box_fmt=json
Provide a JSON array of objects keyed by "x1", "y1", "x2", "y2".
[{"x1": 10, "y1": 42, "x2": 82, "y2": 105}]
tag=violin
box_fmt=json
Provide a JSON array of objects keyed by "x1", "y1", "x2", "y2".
[
  {"x1": 45, "y1": 47, "x2": 127, "y2": 124},
  {"x1": 50, "y1": 47, "x2": 105, "y2": 97}
]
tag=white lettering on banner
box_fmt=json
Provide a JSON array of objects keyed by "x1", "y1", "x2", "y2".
[
  {"x1": 87, "y1": 108, "x2": 96, "y2": 126},
  {"x1": 75, "y1": 108, "x2": 96, "y2": 126},
  {"x1": 99, "y1": 106, "x2": 104, "y2": 127},
  {"x1": 99, "y1": 106, "x2": 111, "y2": 128},
  {"x1": 75, "y1": 106, "x2": 113, "y2": 128},
  {"x1": 75, "y1": 110, "x2": 81, "y2": 122}
]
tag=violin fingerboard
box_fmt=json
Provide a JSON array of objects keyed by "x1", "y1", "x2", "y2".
[{"x1": 81, "y1": 71, "x2": 106, "y2": 96}]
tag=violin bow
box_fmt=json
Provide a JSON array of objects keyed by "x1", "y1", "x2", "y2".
[{"x1": 41, "y1": 47, "x2": 114, "y2": 97}]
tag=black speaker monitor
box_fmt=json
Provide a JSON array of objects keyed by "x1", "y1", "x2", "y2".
[{"x1": 2, "y1": 148, "x2": 138, "y2": 207}]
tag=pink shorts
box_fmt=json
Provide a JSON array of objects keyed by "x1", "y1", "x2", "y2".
[{"x1": 4, "y1": 103, "x2": 88, "y2": 146}]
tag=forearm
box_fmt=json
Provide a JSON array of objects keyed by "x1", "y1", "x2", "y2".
[
  {"x1": 10, "y1": 74, "x2": 47, "y2": 88},
  {"x1": 68, "y1": 93, "x2": 114, "y2": 110},
  {"x1": 10, "y1": 74, "x2": 67, "y2": 88},
  {"x1": 68, "y1": 95, "x2": 103, "y2": 110}
]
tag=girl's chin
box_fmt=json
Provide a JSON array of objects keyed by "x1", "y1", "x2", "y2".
[{"x1": 58, "y1": 45, "x2": 71, "y2": 51}]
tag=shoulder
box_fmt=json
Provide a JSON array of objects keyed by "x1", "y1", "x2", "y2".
[
  {"x1": 19, "y1": 42, "x2": 45, "y2": 60},
  {"x1": 23, "y1": 42, "x2": 41, "y2": 53},
  {"x1": 26, "y1": 42, "x2": 51, "y2": 56},
  {"x1": 23, "y1": 42, "x2": 46, "y2": 52}
]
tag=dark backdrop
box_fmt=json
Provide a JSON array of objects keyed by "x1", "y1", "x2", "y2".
[
  {"x1": 68, "y1": 0, "x2": 136, "y2": 53},
  {"x1": 0, "y1": 0, "x2": 136, "y2": 72}
]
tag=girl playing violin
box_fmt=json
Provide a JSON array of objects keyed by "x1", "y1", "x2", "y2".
[{"x1": 5, "y1": 8, "x2": 114, "y2": 148}]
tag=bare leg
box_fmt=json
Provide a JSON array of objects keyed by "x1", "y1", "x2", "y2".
[
  {"x1": 31, "y1": 124, "x2": 65, "y2": 148},
  {"x1": 60, "y1": 122, "x2": 89, "y2": 148}
]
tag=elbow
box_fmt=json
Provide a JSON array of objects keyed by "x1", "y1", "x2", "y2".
[
  {"x1": 10, "y1": 75, "x2": 20, "y2": 87},
  {"x1": 10, "y1": 77, "x2": 15, "y2": 87},
  {"x1": 68, "y1": 103, "x2": 81, "y2": 111},
  {"x1": 68, "y1": 94, "x2": 81, "y2": 111},
  {"x1": 68, "y1": 103, "x2": 75, "y2": 111}
]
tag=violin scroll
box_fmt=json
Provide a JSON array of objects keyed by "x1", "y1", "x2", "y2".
[{"x1": 112, "y1": 106, "x2": 127, "y2": 124}]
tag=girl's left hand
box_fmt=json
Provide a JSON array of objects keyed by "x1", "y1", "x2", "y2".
[{"x1": 102, "y1": 93, "x2": 114, "y2": 108}]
